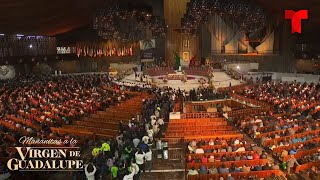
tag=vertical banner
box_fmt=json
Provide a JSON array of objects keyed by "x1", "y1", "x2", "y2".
[{"x1": 140, "y1": 39, "x2": 155, "y2": 62}]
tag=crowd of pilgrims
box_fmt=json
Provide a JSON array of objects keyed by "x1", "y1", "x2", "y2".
[
  {"x1": 81, "y1": 86, "x2": 183, "y2": 180},
  {"x1": 234, "y1": 81, "x2": 320, "y2": 176},
  {"x1": 0, "y1": 74, "x2": 197, "y2": 179},
  {"x1": 2, "y1": 73, "x2": 320, "y2": 179},
  {"x1": 185, "y1": 81, "x2": 320, "y2": 179},
  {"x1": 239, "y1": 81, "x2": 320, "y2": 117}
]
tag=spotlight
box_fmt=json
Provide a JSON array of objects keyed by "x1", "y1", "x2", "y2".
[
  {"x1": 29, "y1": 44, "x2": 33, "y2": 48},
  {"x1": 236, "y1": 65, "x2": 240, "y2": 70}
]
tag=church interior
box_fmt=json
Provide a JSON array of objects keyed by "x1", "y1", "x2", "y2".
[{"x1": 0, "y1": 0, "x2": 319, "y2": 180}]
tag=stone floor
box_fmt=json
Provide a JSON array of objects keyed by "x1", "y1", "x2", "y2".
[
  {"x1": 140, "y1": 147, "x2": 186, "y2": 180},
  {"x1": 122, "y1": 70, "x2": 243, "y2": 91}
]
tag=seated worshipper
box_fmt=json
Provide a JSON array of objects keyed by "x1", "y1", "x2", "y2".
[
  {"x1": 253, "y1": 164, "x2": 262, "y2": 171},
  {"x1": 240, "y1": 154, "x2": 247, "y2": 160},
  {"x1": 186, "y1": 155, "x2": 195, "y2": 166},
  {"x1": 260, "y1": 150, "x2": 268, "y2": 159},
  {"x1": 221, "y1": 154, "x2": 228, "y2": 162},
  {"x1": 262, "y1": 163, "x2": 272, "y2": 170},
  {"x1": 234, "y1": 153, "x2": 241, "y2": 161},
  {"x1": 229, "y1": 163, "x2": 236, "y2": 172},
  {"x1": 208, "y1": 165, "x2": 218, "y2": 174},
  {"x1": 227, "y1": 174, "x2": 235, "y2": 180},
  {"x1": 220, "y1": 146, "x2": 227, "y2": 153},
  {"x1": 195, "y1": 146, "x2": 205, "y2": 154},
  {"x1": 199, "y1": 165, "x2": 208, "y2": 174},
  {"x1": 241, "y1": 164, "x2": 251, "y2": 173},
  {"x1": 253, "y1": 151, "x2": 260, "y2": 160},
  {"x1": 234, "y1": 138, "x2": 240, "y2": 145},
  {"x1": 188, "y1": 143, "x2": 196, "y2": 153},
  {"x1": 247, "y1": 153, "x2": 253, "y2": 160},
  {"x1": 209, "y1": 139, "x2": 215, "y2": 146},
  {"x1": 271, "y1": 163, "x2": 280, "y2": 170},
  {"x1": 289, "y1": 147, "x2": 298, "y2": 155},
  {"x1": 218, "y1": 164, "x2": 229, "y2": 174},
  {"x1": 201, "y1": 155, "x2": 208, "y2": 163},
  {"x1": 208, "y1": 155, "x2": 215, "y2": 163},
  {"x1": 227, "y1": 154, "x2": 235, "y2": 161},
  {"x1": 308, "y1": 166, "x2": 319, "y2": 178},
  {"x1": 187, "y1": 167, "x2": 199, "y2": 177},
  {"x1": 235, "y1": 146, "x2": 246, "y2": 152}
]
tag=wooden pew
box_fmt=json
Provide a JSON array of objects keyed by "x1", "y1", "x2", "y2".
[
  {"x1": 184, "y1": 134, "x2": 244, "y2": 141},
  {"x1": 263, "y1": 129, "x2": 320, "y2": 146},
  {"x1": 282, "y1": 147, "x2": 319, "y2": 162},
  {"x1": 272, "y1": 137, "x2": 320, "y2": 154},
  {"x1": 50, "y1": 127, "x2": 94, "y2": 138},
  {"x1": 295, "y1": 161, "x2": 320, "y2": 173},
  {"x1": 188, "y1": 151, "x2": 255, "y2": 159},
  {"x1": 187, "y1": 159, "x2": 269, "y2": 169}
]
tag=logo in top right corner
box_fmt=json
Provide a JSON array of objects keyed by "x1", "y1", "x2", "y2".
[{"x1": 285, "y1": 10, "x2": 309, "y2": 34}]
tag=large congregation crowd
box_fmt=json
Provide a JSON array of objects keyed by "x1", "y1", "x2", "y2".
[
  {"x1": 0, "y1": 74, "x2": 183, "y2": 180},
  {"x1": 236, "y1": 81, "x2": 320, "y2": 176},
  {"x1": 1, "y1": 72, "x2": 320, "y2": 180}
]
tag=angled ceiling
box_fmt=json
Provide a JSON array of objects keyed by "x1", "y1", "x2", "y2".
[{"x1": 0, "y1": 0, "x2": 103, "y2": 36}]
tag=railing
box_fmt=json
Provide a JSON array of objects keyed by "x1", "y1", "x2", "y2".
[
  {"x1": 180, "y1": 107, "x2": 266, "y2": 119},
  {"x1": 181, "y1": 112, "x2": 219, "y2": 119},
  {"x1": 231, "y1": 94, "x2": 268, "y2": 107},
  {"x1": 217, "y1": 83, "x2": 250, "y2": 92}
]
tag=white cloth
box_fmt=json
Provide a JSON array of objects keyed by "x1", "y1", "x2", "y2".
[
  {"x1": 152, "y1": 124, "x2": 159, "y2": 134},
  {"x1": 234, "y1": 139, "x2": 240, "y2": 145},
  {"x1": 151, "y1": 118, "x2": 156, "y2": 126},
  {"x1": 135, "y1": 152, "x2": 145, "y2": 165},
  {"x1": 145, "y1": 150, "x2": 152, "y2": 161},
  {"x1": 131, "y1": 163, "x2": 140, "y2": 175},
  {"x1": 123, "y1": 167, "x2": 135, "y2": 180},
  {"x1": 235, "y1": 147, "x2": 245, "y2": 152},
  {"x1": 195, "y1": 148, "x2": 204, "y2": 154},
  {"x1": 157, "y1": 118, "x2": 164, "y2": 125},
  {"x1": 147, "y1": 129, "x2": 154, "y2": 138},
  {"x1": 155, "y1": 110, "x2": 160, "y2": 118},
  {"x1": 142, "y1": 136, "x2": 150, "y2": 144},
  {"x1": 85, "y1": 164, "x2": 96, "y2": 180}
]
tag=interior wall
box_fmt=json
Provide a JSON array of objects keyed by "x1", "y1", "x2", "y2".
[
  {"x1": 56, "y1": 61, "x2": 80, "y2": 73},
  {"x1": 164, "y1": 0, "x2": 199, "y2": 66}
]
